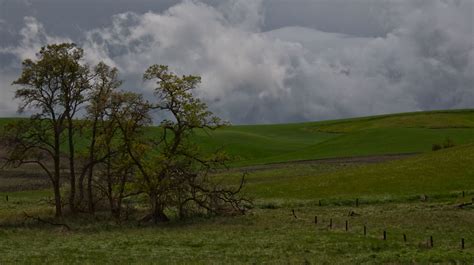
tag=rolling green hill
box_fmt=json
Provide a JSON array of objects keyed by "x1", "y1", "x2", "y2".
[
  {"x1": 192, "y1": 109, "x2": 474, "y2": 166},
  {"x1": 2, "y1": 109, "x2": 474, "y2": 167},
  {"x1": 223, "y1": 143, "x2": 474, "y2": 202}
]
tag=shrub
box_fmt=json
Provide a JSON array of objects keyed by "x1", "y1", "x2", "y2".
[
  {"x1": 432, "y1": 143, "x2": 442, "y2": 151},
  {"x1": 443, "y1": 137, "x2": 455, "y2": 149}
]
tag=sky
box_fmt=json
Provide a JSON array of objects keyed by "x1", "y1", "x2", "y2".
[{"x1": 0, "y1": 0, "x2": 473, "y2": 124}]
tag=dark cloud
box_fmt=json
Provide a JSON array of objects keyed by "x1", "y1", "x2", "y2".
[{"x1": 0, "y1": 0, "x2": 473, "y2": 124}]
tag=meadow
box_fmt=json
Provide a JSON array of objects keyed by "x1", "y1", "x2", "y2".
[{"x1": 1, "y1": 109, "x2": 474, "y2": 263}]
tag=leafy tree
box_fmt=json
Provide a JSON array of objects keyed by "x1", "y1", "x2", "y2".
[
  {"x1": 129, "y1": 65, "x2": 250, "y2": 222},
  {"x1": 77, "y1": 62, "x2": 122, "y2": 213},
  {"x1": 3, "y1": 43, "x2": 90, "y2": 216},
  {"x1": 96, "y1": 91, "x2": 151, "y2": 219},
  {"x1": 1, "y1": 43, "x2": 249, "y2": 221},
  {"x1": 1, "y1": 119, "x2": 63, "y2": 216}
]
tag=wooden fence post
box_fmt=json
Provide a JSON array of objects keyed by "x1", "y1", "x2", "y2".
[
  {"x1": 383, "y1": 230, "x2": 387, "y2": 240},
  {"x1": 462, "y1": 238, "x2": 465, "y2": 249},
  {"x1": 403, "y1": 234, "x2": 407, "y2": 243},
  {"x1": 292, "y1": 209, "x2": 297, "y2": 219},
  {"x1": 314, "y1": 216, "x2": 318, "y2": 224},
  {"x1": 429, "y1": 236, "x2": 433, "y2": 248},
  {"x1": 364, "y1": 225, "x2": 367, "y2": 236},
  {"x1": 345, "y1": 220, "x2": 348, "y2": 231}
]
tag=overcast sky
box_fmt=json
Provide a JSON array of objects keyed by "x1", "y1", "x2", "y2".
[{"x1": 0, "y1": 0, "x2": 473, "y2": 124}]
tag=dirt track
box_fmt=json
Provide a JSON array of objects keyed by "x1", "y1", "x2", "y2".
[
  {"x1": 0, "y1": 153, "x2": 419, "y2": 192},
  {"x1": 227, "y1": 153, "x2": 419, "y2": 173}
]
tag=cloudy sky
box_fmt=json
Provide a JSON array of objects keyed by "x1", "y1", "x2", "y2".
[{"x1": 0, "y1": 0, "x2": 473, "y2": 124}]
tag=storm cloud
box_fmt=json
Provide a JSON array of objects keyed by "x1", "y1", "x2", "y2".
[{"x1": 0, "y1": 0, "x2": 473, "y2": 124}]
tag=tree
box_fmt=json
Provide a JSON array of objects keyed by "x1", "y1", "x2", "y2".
[
  {"x1": 1, "y1": 119, "x2": 63, "y2": 216},
  {"x1": 125, "y1": 64, "x2": 250, "y2": 223},
  {"x1": 1, "y1": 43, "x2": 249, "y2": 221},
  {"x1": 77, "y1": 62, "x2": 122, "y2": 213},
  {"x1": 98, "y1": 91, "x2": 151, "y2": 219},
  {"x1": 3, "y1": 43, "x2": 90, "y2": 216}
]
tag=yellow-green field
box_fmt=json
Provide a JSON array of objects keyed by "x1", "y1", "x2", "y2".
[{"x1": 1, "y1": 110, "x2": 474, "y2": 263}]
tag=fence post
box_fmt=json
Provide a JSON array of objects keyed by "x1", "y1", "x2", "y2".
[
  {"x1": 403, "y1": 234, "x2": 407, "y2": 243},
  {"x1": 314, "y1": 216, "x2": 317, "y2": 224},
  {"x1": 5, "y1": 195, "x2": 8, "y2": 202},
  {"x1": 462, "y1": 238, "x2": 465, "y2": 249},
  {"x1": 345, "y1": 220, "x2": 348, "y2": 231},
  {"x1": 429, "y1": 236, "x2": 433, "y2": 248},
  {"x1": 329, "y1": 218, "x2": 332, "y2": 229},
  {"x1": 364, "y1": 225, "x2": 367, "y2": 236},
  {"x1": 383, "y1": 230, "x2": 387, "y2": 240}
]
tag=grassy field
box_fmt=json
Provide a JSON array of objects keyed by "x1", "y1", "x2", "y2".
[
  {"x1": 0, "y1": 200, "x2": 473, "y2": 264},
  {"x1": 224, "y1": 144, "x2": 474, "y2": 202},
  {"x1": 192, "y1": 109, "x2": 474, "y2": 166},
  {"x1": 1, "y1": 110, "x2": 474, "y2": 263},
  {"x1": 3, "y1": 109, "x2": 474, "y2": 166}
]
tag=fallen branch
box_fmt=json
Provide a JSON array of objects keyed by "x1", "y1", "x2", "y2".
[
  {"x1": 457, "y1": 202, "x2": 473, "y2": 209},
  {"x1": 348, "y1": 211, "x2": 360, "y2": 217},
  {"x1": 23, "y1": 212, "x2": 71, "y2": 231}
]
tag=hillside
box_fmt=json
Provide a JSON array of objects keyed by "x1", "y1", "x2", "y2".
[
  {"x1": 193, "y1": 109, "x2": 474, "y2": 166},
  {"x1": 2, "y1": 109, "x2": 474, "y2": 167},
  {"x1": 224, "y1": 143, "x2": 474, "y2": 201}
]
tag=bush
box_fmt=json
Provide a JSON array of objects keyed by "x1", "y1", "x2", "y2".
[
  {"x1": 432, "y1": 137, "x2": 455, "y2": 151},
  {"x1": 443, "y1": 137, "x2": 455, "y2": 149},
  {"x1": 432, "y1": 143, "x2": 442, "y2": 151}
]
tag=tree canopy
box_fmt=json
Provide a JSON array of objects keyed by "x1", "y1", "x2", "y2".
[{"x1": 1, "y1": 43, "x2": 250, "y2": 222}]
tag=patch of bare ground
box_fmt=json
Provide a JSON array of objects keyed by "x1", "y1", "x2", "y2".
[
  {"x1": 0, "y1": 166, "x2": 50, "y2": 192},
  {"x1": 0, "y1": 152, "x2": 418, "y2": 192},
  {"x1": 227, "y1": 153, "x2": 419, "y2": 173}
]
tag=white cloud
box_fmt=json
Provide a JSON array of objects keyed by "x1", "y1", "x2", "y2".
[
  {"x1": 0, "y1": 17, "x2": 71, "y2": 61},
  {"x1": 0, "y1": 0, "x2": 473, "y2": 124},
  {"x1": 0, "y1": 69, "x2": 20, "y2": 116}
]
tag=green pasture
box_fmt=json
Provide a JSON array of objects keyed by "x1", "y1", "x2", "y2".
[{"x1": 2, "y1": 109, "x2": 474, "y2": 263}]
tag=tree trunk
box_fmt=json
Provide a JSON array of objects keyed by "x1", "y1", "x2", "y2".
[
  {"x1": 87, "y1": 171, "x2": 95, "y2": 213},
  {"x1": 53, "y1": 180, "x2": 62, "y2": 218},
  {"x1": 151, "y1": 194, "x2": 169, "y2": 223},
  {"x1": 67, "y1": 119, "x2": 76, "y2": 213},
  {"x1": 53, "y1": 127, "x2": 62, "y2": 218},
  {"x1": 81, "y1": 117, "x2": 98, "y2": 211}
]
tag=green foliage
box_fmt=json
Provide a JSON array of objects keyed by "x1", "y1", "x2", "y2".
[
  {"x1": 1, "y1": 43, "x2": 247, "y2": 221},
  {"x1": 443, "y1": 137, "x2": 455, "y2": 148},
  {"x1": 432, "y1": 137, "x2": 455, "y2": 151},
  {"x1": 432, "y1": 143, "x2": 442, "y2": 151}
]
